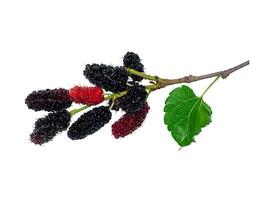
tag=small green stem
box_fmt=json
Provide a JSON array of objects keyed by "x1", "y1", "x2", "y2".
[
  {"x1": 201, "y1": 76, "x2": 220, "y2": 97},
  {"x1": 70, "y1": 105, "x2": 90, "y2": 117},
  {"x1": 126, "y1": 68, "x2": 162, "y2": 82},
  {"x1": 109, "y1": 99, "x2": 115, "y2": 109},
  {"x1": 104, "y1": 92, "x2": 113, "y2": 96},
  {"x1": 69, "y1": 91, "x2": 128, "y2": 116},
  {"x1": 69, "y1": 61, "x2": 247, "y2": 117},
  {"x1": 104, "y1": 91, "x2": 127, "y2": 100}
]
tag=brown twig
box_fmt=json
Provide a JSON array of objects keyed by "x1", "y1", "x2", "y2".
[
  {"x1": 71, "y1": 61, "x2": 250, "y2": 115},
  {"x1": 153, "y1": 60, "x2": 250, "y2": 90}
]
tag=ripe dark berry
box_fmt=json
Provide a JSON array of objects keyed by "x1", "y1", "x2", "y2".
[
  {"x1": 67, "y1": 106, "x2": 112, "y2": 140},
  {"x1": 30, "y1": 110, "x2": 71, "y2": 145},
  {"x1": 112, "y1": 103, "x2": 150, "y2": 138},
  {"x1": 83, "y1": 64, "x2": 128, "y2": 93},
  {"x1": 123, "y1": 52, "x2": 144, "y2": 82},
  {"x1": 118, "y1": 85, "x2": 147, "y2": 113},
  {"x1": 69, "y1": 86, "x2": 104, "y2": 105},
  {"x1": 25, "y1": 88, "x2": 72, "y2": 111},
  {"x1": 123, "y1": 52, "x2": 141, "y2": 67}
]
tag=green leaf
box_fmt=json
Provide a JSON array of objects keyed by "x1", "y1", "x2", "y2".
[{"x1": 164, "y1": 85, "x2": 212, "y2": 147}]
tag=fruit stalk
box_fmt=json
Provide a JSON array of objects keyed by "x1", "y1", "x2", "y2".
[{"x1": 70, "y1": 60, "x2": 249, "y2": 116}]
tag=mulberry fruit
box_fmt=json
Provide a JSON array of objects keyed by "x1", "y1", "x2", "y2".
[
  {"x1": 30, "y1": 110, "x2": 71, "y2": 145},
  {"x1": 69, "y1": 86, "x2": 104, "y2": 105},
  {"x1": 123, "y1": 52, "x2": 144, "y2": 82},
  {"x1": 118, "y1": 85, "x2": 147, "y2": 113},
  {"x1": 83, "y1": 64, "x2": 128, "y2": 93},
  {"x1": 123, "y1": 52, "x2": 141, "y2": 67},
  {"x1": 67, "y1": 106, "x2": 112, "y2": 140},
  {"x1": 112, "y1": 103, "x2": 150, "y2": 138},
  {"x1": 25, "y1": 88, "x2": 72, "y2": 111}
]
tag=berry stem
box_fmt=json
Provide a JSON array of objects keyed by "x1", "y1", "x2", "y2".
[
  {"x1": 70, "y1": 61, "x2": 249, "y2": 116},
  {"x1": 140, "y1": 60, "x2": 250, "y2": 92},
  {"x1": 126, "y1": 68, "x2": 162, "y2": 82},
  {"x1": 70, "y1": 105, "x2": 90, "y2": 117},
  {"x1": 104, "y1": 91, "x2": 127, "y2": 100},
  {"x1": 153, "y1": 60, "x2": 250, "y2": 90},
  {"x1": 69, "y1": 91, "x2": 128, "y2": 115},
  {"x1": 109, "y1": 99, "x2": 116, "y2": 109}
]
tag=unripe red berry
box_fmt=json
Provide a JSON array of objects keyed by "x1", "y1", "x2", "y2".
[{"x1": 69, "y1": 86, "x2": 104, "y2": 105}]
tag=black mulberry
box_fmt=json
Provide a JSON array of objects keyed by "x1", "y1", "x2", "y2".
[
  {"x1": 123, "y1": 52, "x2": 144, "y2": 82},
  {"x1": 25, "y1": 88, "x2": 72, "y2": 111},
  {"x1": 118, "y1": 85, "x2": 147, "y2": 113},
  {"x1": 67, "y1": 106, "x2": 112, "y2": 140},
  {"x1": 83, "y1": 64, "x2": 128, "y2": 93},
  {"x1": 123, "y1": 52, "x2": 141, "y2": 67},
  {"x1": 30, "y1": 110, "x2": 71, "y2": 145}
]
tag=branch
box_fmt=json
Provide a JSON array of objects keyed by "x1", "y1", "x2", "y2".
[
  {"x1": 153, "y1": 60, "x2": 250, "y2": 90},
  {"x1": 70, "y1": 60, "x2": 250, "y2": 115}
]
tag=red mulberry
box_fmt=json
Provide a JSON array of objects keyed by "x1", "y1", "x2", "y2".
[
  {"x1": 30, "y1": 110, "x2": 71, "y2": 145},
  {"x1": 67, "y1": 106, "x2": 112, "y2": 140},
  {"x1": 112, "y1": 103, "x2": 150, "y2": 138},
  {"x1": 118, "y1": 85, "x2": 147, "y2": 113},
  {"x1": 69, "y1": 86, "x2": 104, "y2": 105},
  {"x1": 25, "y1": 88, "x2": 72, "y2": 111},
  {"x1": 83, "y1": 64, "x2": 128, "y2": 93}
]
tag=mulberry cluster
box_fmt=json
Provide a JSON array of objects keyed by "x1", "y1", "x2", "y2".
[
  {"x1": 112, "y1": 103, "x2": 150, "y2": 138},
  {"x1": 25, "y1": 88, "x2": 72, "y2": 111},
  {"x1": 30, "y1": 110, "x2": 71, "y2": 145},
  {"x1": 67, "y1": 106, "x2": 112, "y2": 140},
  {"x1": 83, "y1": 64, "x2": 128, "y2": 93},
  {"x1": 118, "y1": 85, "x2": 147, "y2": 113},
  {"x1": 69, "y1": 86, "x2": 104, "y2": 105},
  {"x1": 123, "y1": 52, "x2": 144, "y2": 82},
  {"x1": 26, "y1": 52, "x2": 151, "y2": 145}
]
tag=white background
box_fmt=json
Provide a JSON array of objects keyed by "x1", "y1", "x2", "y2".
[{"x1": 0, "y1": 0, "x2": 266, "y2": 199}]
